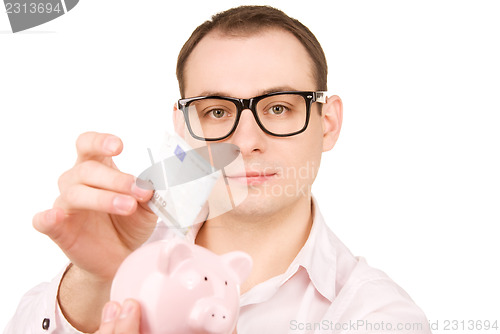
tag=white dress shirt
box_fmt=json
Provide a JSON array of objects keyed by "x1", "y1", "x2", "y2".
[{"x1": 4, "y1": 198, "x2": 431, "y2": 333}]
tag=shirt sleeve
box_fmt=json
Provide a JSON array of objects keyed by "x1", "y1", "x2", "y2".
[
  {"x1": 322, "y1": 258, "x2": 431, "y2": 334},
  {"x1": 337, "y1": 278, "x2": 431, "y2": 334},
  {"x1": 3, "y1": 264, "x2": 85, "y2": 334}
]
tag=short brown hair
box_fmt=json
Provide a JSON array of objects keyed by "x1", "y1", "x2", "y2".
[{"x1": 176, "y1": 5, "x2": 328, "y2": 98}]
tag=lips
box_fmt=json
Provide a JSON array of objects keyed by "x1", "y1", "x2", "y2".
[{"x1": 226, "y1": 170, "x2": 278, "y2": 185}]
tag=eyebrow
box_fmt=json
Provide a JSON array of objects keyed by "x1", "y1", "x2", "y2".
[{"x1": 197, "y1": 86, "x2": 299, "y2": 98}]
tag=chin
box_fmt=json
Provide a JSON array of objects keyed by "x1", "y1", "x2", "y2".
[
  {"x1": 229, "y1": 185, "x2": 307, "y2": 219},
  {"x1": 206, "y1": 177, "x2": 312, "y2": 221}
]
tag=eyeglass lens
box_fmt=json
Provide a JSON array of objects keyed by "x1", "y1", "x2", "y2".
[{"x1": 186, "y1": 94, "x2": 308, "y2": 140}]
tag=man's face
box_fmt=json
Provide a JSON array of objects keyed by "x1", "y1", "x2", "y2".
[{"x1": 178, "y1": 29, "x2": 331, "y2": 219}]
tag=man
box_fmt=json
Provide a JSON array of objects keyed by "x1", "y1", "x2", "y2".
[{"x1": 5, "y1": 5, "x2": 430, "y2": 334}]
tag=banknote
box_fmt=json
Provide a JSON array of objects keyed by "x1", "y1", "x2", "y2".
[{"x1": 136, "y1": 133, "x2": 247, "y2": 236}]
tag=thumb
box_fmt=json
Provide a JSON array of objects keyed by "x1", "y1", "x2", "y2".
[{"x1": 32, "y1": 207, "x2": 65, "y2": 238}]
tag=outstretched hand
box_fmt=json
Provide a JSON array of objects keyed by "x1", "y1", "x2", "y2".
[
  {"x1": 33, "y1": 131, "x2": 157, "y2": 281},
  {"x1": 32, "y1": 131, "x2": 158, "y2": 332}
]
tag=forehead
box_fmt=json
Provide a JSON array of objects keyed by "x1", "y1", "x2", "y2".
[{"x1": 184, "y1": 29, "x2": 315, "y2": 98}]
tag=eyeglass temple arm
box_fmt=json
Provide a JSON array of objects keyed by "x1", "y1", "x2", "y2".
[{"x1": 315, "y1": 91, "x2": 327, "y2": 104}]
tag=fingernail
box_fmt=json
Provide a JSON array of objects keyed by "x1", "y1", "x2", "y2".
[
  {"x1": 131, "y1": 182, "x2": 152, "y2": 201},
  {"x1": 119, "y1": 300, "x2": 136, "y2": 319},
  {"x1": 103, "y1": 137, "x2": 120, "y2": 154},
  {"x1": 113, "y1": 196, "x2": 135, "y2": 213},
  {"x1": 102, "y1": 302, "x2": 118, "y2": 323}
]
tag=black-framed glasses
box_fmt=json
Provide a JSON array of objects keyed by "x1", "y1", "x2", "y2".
[{"x1": 177, "y1": 91, "x2": 327, "y2": 141}]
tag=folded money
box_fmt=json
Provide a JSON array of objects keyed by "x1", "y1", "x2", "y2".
[{"x1": 137, "y1": 133, "x2": 247, "y2": 236}]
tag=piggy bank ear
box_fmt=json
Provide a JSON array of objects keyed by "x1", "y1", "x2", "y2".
[
  {"x1": 222, "y1": 252, "x2": 253, "y2": 284},
  {"x1": 159, "y1": 241, "x2": 194, "y2": 276}
]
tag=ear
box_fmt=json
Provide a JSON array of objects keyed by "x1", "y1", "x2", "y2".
[
  {"x1": 221, "y1": 251, "x2": 253, "y2": 285},
  {"x1": 172, "y1": 102, "x2": 186, "y2": 139},
  {"x1": 159, "y1": 241, "x2": 194, "y2": 276},
  {"x1": 321, "y1": 95, "x2": 343, "y2": 152}
]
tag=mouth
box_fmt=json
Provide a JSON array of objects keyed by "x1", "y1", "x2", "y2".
[{"x1": 225, "y1": 170, "x2": 278, "y2": 185}]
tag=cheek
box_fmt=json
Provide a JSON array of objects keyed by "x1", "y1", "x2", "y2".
[
  {"x1": 287, "y1": 121, "x2": 323, "y2": 182},
  {"x1": 184, "y1": 134, "x2": 206, "y2": 149},
  {"x1": 299, "y1": 116, "x2": 324, "y2": 156},
  {"x1": 277, "y1": 138, "x2": 322, "y2": 187}
]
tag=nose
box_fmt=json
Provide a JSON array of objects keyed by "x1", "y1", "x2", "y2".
[{"x1": 228, "y1": 109, "x2": 267, "y2": 155}]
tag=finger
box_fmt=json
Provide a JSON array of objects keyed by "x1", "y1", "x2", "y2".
[
  {"x1": 62, "y1": 160, "x2": 153, "y2": 202},
  {"x1": 114, "y1": 299, "x2": 141, "y2": 334},
  {"x1": 59, "y1": 184, "x2": 138, "y2": 215},
  {"x1": 97, "y1": 301, "x2": 121, "y2": 334},
  {"x1": 75, "y1": 132, "x2": 123, "y2": 163},
  {"x1": 32, "y1": 207, "x2": 65, "y2": 235}
]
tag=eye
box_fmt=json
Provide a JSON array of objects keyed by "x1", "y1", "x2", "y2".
[
  {"x1": 225, "y1": 281, "x2": 228, "y2": 286},
  {"x1": 204, "y1": 276, "x2": 208, "y2": 281},
  {"x1": 267, "y1": 105, "x2": 288, "y2": 115},
  {"x1": 207, "y1": 109, "x2": 229, "y2": 119}
]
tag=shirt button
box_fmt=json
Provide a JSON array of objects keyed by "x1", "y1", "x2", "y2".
[{"x1": 42, "y1": 318, "x2": 50, "y2": 330}]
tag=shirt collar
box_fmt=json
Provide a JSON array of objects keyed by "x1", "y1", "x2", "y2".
[
  {"x1": 185, "y1": 196, "x2": 338, "y2": 303},
  {"x1": 280, "y1": 196, "x2": 337, "y2": 302}
]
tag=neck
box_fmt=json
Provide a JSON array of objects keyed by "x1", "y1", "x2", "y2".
[{"x1": 195, "y1": 194, "x2": 314, "y2": 293}]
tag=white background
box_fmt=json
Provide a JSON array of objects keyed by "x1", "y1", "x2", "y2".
[{"x1": 1, "y1": 0, "x2": 499, "y2": 332}]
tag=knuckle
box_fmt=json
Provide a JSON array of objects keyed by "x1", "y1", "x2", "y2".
[
  {"x1": 31, "y1": 211, "x2": 42, "y2": 228},
  {"x1": 114, "y1": 172, "x2": 134, "y2": 191},
  {"x1": 76, "y1": 131, "x2": 103, "y2": 157},
  {"x1": 57, "y1": 169, "x2": 71, "y2": 190},
  {"x1": 52, "y1": 196, "x2": 64, "y2": 209},
  {"x1": 76, "y1": 160, "x2": 96, "y2": 180},
  {"x1": 76, "y1": 131, "x2": 94, "y2": 149},
  {"x1": 62, "y1": 185, "x2": 80, "y2": 204}
]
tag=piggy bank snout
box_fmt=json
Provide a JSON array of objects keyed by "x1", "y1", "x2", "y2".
[
  {"x1": 204, "y1": 304, "x2": 233, "y2": 334},
  {"x1": 190, "y1": 299, "x2": 235, "y2": 334}
]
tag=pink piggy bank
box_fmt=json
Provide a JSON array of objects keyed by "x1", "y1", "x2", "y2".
[{"x1": 110, "y1": 239, "x2": 252, "y2": 334}]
